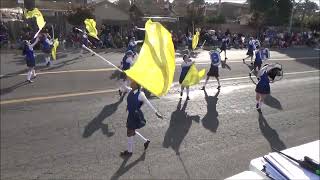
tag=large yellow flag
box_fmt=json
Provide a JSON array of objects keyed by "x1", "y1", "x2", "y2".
[
  {"x1": 192, "y1": 31, "x2": 200, "y2": 50},
  {"x1": 25, "y1": 8, "x2": 46, "y2": 30},
  {"x1": 125, "y1": 19, "x2": 175, "y2": 97},
  {"x1": 182, "y1": 64, "x2": 205, "y2": 86},
  {"x1": 51, "y1": 39, "x2": 59, "y2": 60},
  {"x1": 84, "y1": 19, "x2": 99, "y2": 40}
]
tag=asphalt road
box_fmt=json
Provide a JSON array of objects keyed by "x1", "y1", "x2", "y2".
[{"x1": 1, "y1": 47, "x2": 319, "y2": 179}]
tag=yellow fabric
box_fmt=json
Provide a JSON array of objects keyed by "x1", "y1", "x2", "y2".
[
  {"x1": 192, "y1": 31, "x2": 200, "y2": 50},
  {"x1": 51, "y1": 39, "x2": 59, "y2": 60},
  {"x1": 125, "y1": 19, "x2": 175, "y2": 97},
  {"x1": 182, "y1": 64, "x2": 205, "y2": 86},
  {"x1": 84, "y1": 19, "x2": 99, "y2": 39},
  {"x1": 25, "y1": 8, "x2": 46, "y2": 30}
]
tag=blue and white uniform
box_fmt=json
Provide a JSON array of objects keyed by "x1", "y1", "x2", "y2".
[
  {"x1": 179, "y1": 60, "x2": 193, "y2": 84},
  {"x1": 126, "y1": 89, "x2": 157, "y2": 130},
  {"x1": 207, "y1": 50, "x2": 221, "y2": 77},
  {"x1": 254, "y1": 50, "x2": 263, "y2": 70},
  {"x1": 127, "y1": 39, "x2": 137, "y2": 53},
  {"x1": 40, "y1": 35, "x2": 53, "y2": 54},
  {"x1": 119, "y1": 52, "x2": 134, "y2": 94},
  {"x1": 23, "y1": 43, "x2": 36, "y2": 67},
  {"x1": 255, "y1": 66, "x2": 270, "y2": 94},
  {"x1": 247, "y1": 40, "x2": 256, "y2": 56},
  {"x1": 261, "y1": 48, "x2": 270, "y2": 60},
  {"x1": 220, "y1": 37, "x2": 228, "y2": 51}
]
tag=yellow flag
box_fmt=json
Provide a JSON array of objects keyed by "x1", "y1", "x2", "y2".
[
  {"x1": 182, "y1": 64, "x2": 205, "y2": 86},
  {"x1": 51, "y1": 39, "x2": 59, "y2": 60},
  {"x1": 125, "y1": 19, "x2": 175, "y2": 97},
  {"x1": 25, "y1": 8, "x2": 46, "y2": 30},
  {"x1": 192, "y1": 31, "x2": 200, "y2": 50},
  {"x1": 84, "y1": 19, "x2": 99, "y2": 40}
]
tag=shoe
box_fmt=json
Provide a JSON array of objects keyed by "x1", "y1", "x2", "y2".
[
  {"x1": 256, "y1": 103, "x2": 260, "y2": 109},
  {"x1": 144, "y1": 140, "x2": 150, "y2": 150},
  {"x1": 120, "y1": 150, "x2": 132, "y2": 157},
  {"x1": 32, "y1": 75, "x2": 37, "y2": 79},
  {"x1": 186, "y1": 96, "x2": 190, "y2": 100},
  {"x1": 46, "y1": 62, "x2": 51, "y2": 67},
  {"x1": 180, "y1": 92, "x2": 183, "y2": 97},
  {"x1": 118, "y1": 89, "x2": 122, "y2": 96},
  {"x1": 251, "y1": 62, "x2": 253, "y2": 65},
  {"x1": 217, "y1": 85, "x2": 221, "y2": 89},
  {"x1": 27, "y1": 80, "x2": 33, "y2": 83},
  {"x1": 242, "y1": 59, "x2": 245, "y2": 63},
  {"x1": 201, "y1": 86, "x2": 205, "y2": 90}
]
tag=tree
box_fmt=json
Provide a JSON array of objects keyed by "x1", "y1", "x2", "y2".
[
  {"x1": 185, "y1": 0, "x2": 206, "y2": 32},
  {"x1": 115, "y1": 0, "x2": 131, "y2": 11},
  {"x1": 249, "y1": 0, "x2": 293, "y2": 27},
  {"x1": 294, "y1": 0, "x2": 319, "y2": 30},
  {"x1": 66, "y1": 7, "x2": 95, "y2": 26}
]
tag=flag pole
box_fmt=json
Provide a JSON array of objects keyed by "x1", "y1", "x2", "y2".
[{"x1": 82, "y1": 45, "x2": 123, "y2": 72}]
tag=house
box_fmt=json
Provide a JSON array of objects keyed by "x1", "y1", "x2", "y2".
[{"x1": 91, "y1": 0, "x2": 130, "y2": 25}]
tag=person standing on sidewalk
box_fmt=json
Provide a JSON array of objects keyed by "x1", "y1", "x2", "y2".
[
  {"x1": 120, "y1": 80, "x2": 163, "y2": 157},
  {"x1": 201, "y1": 49, "x2": 221, "y2": 90}
]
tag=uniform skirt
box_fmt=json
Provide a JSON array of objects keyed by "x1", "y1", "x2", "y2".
[
  {"x1": 207, "y1": 65, "x2": 219, "y2": 77},
  {"x1": 26, "y1": 57, "x2": 35, "y2": 67},
  {"x1": 246, "y1": 49, "x2": 254, "y2": 56},
  {"x1": 254, "y1": 61, "x2": 262, "y2": 70},
  {"x1": 127, "y1": 110, "x2": 146, "y2": 130},
  {"x1": 255, "y1": 82, "x2": 270, "y2": 94}
]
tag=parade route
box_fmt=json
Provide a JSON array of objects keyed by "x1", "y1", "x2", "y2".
[{"x1": 1, "y1": 48, "x2": 319, "y2": 179}]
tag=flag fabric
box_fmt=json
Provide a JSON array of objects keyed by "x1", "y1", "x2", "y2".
[
  {"x1": 25, "y1": 8, "x2": 46, "y2": 30},
  {"x1": 84, "y1": 19, "x2": 99, "y2": 40},
  {"x1": 182, "y1": 64, "x2": 205, "y2": 86},
  {"x1": 192, "y1": 31, "x2": 200, "y2": 50},
  {"x1": 51, "y1": 39, "x2": 59, "y2": 60},
  {"x1": 124, "y1": 19, "x2": 175, "y2": 97}
]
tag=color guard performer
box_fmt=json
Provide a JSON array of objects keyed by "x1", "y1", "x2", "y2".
[
  {"x1": 179, "y1": 54, "x2": 194, "y2": 100},
  {"x1": 119, "y1": 50, "x2": 135, "y2": 96},
  {"x1": 201, "y1": 49, "x2": 221, "y2": 90},
  {"x1": 39, "y1": 32, "x2": 53, "y2": 66},
  {"x1": 243, "y1": 37, "x2": 256, "y2": 64},
  {"x1": 23, "y1": 37, "x2": 39, "y2": 83},
  {"x1": 120, "y1": 80, "x2": 163, "y2": 157}
]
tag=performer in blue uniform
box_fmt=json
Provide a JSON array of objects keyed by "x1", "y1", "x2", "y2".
[
  {"x1": 201, "y1": 49, "x2": 221, "y2": 90},
  {"x1": 39, "y1": 32, "x2": 53, "y2": 66},
  {"x1": 179, "y1": 54, "x2": 194, "y2": 100},
  {"x1": 120, "y1": 80, "x2": 163, "y2": 157},
  {"x1": 79, "y1": 33, "x2": 94, "y2": 57},
  {"x1": 220, "y1": 35, "x2": 229, "y2": 62},
  {"x1": 250, "y1": 64, "x2": 282, "y2": 111},
  {"x1": 251, "y1": 46, "x2": 263, "y2": 73},
  {"x1": 119, "y1": 50, "x2": 135, "y2": 96},
  {"x1": 243, "y1": 37, "x2": 256, "y2": 64},
  {"x1": 127, "y1": 37, "x2": 137, "y2": 54},
  {"x1": 23, "y1": 37, "x2": 39, "y2": 83}
]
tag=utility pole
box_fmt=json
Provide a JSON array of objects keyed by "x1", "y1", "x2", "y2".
[{"x1": 218, "y1": 0, "x2": 221, "y2": 16}]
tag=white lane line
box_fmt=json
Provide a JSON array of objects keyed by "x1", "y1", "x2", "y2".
[{"x1": 1, "y1": 70, "x2": 318, "y2": 105}]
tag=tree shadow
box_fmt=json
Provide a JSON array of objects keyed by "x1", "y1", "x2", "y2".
[
  {"x1": 201, "y1": 89, "x2": 220, "y2": 133},
  {"x1": 110, "y1": 151, "x2": 146, "y2": 180},
  {"x1": 0, "y1": 81, "x2": 29, "y2": 96},
  {"x1": 82, "y1": 97, "x2": 124, "y2": 138},
  {"x1": 264, "y1": 95, "x2": 283, "y2": 110},
  {"x1": 0, "y1": 69, "x2": 29, "y2": 79},
  {"x1": 43, "y1": 57, "x2": 80, "y2": 71},
  {"x1": 162, "y1": 99, "x2": 200, "y2": 155},
  {"x1": 258, "y1": 112, "x2": 286, "y2": 151}
]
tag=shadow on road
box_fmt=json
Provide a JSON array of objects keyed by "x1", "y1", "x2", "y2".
[
  {"x1": 0, "y1": 81, "x2": 29, "y2": 96},
  {"x1": 221, "y1": 60, "x2": 231, "y2": 70},
  {"x1": 258, "y1": 112, "x2": 286, "y2": 151},
  {"x1": 110, "y1": 70, "x2": 122, "y2": 81},
  {"x1": 264, "y1": 95, "x2": 283, "y2": 110},
  {"x1": 110, "y1": 151, "x2": 146, "y2": 180},
  {"x1": 163, "y1": 99, "x2": 200, "y2": 155},
  {"x1": 0, "y1": 69, "x2": 29, "y2": 79},
  {"x1": 201, "y1": 89, "x2": 220, "y2": 133},
  {"x1": 82, "y1": 97, "x2": 124, "y2": 138}
]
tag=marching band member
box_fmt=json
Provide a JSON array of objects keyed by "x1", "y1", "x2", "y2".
[
  {"x1": 243, "y1": 37, "x2": 256, "y2": 64},
  {"x1": 201, "y1": 49, "x2": 221, "y2": 90},
  {"x1": 120, "y1": 80, "x2": 163, "y2": 157},
  {"x1": 250, "y1": 63, "x2": 282, "y2": 111},
  {"x1": 119, "y1": 50, "x2": 135, "y2": 96},
  {"x1": 23, "y1": 37, "x2": 39, "y2": 83},
  {"x1": 179, "y1": 54, "x2": 194, "y2": 100}
]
